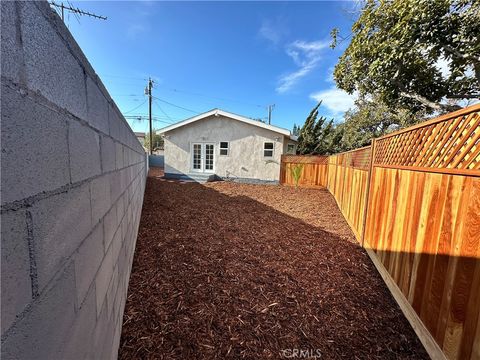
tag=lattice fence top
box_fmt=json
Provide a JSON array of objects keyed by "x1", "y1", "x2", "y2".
[
  {"x1": 337, "y1": 147, "x2": 372, "y2": 170},
  {"x1": 281, "y1": 155, "x2": 328, "y2": 165},
  {"x1": 374, "y1": 104, "x2": 480, "y2": 175}
]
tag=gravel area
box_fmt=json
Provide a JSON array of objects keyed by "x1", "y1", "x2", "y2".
[{"x1": 119, "y1": 169, "x2": 428, "y2": 359}]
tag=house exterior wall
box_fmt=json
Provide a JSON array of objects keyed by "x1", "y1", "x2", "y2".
[
  {"x1": 1, "y1": 2, "x2": 147, "y2": 359},
  {"x1": 164, "y1": 115, "x2": 288, "y2": 182}
]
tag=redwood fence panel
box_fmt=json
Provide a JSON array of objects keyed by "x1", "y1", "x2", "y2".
[
  {"x1": 280, "y1": 155, "x2": 328, "y2": 187},
  {"x1": 279, "y1": 103, "x2": 480, "y2": 360}
]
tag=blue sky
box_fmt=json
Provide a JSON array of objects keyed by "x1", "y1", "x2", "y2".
[{"x1": 63, "y1": 1, "x2": 357, "y2": 133}]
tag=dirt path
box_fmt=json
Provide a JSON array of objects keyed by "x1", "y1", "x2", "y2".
[{"x1": 119, "y1": 170, "x2": 428, "y2": 359}]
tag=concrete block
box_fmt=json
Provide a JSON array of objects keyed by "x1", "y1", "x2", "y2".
[
  {"x1": 116, "y1": 196, "x2": 125, "y2": 226},
  {"x1": 1, "y1": 210, "x2": 31, "y2": 335},
  {"x1": 111, "y1": 226, "x2": 123, "y2": 265},
  {"x1": 68, "y1": 119, "x2": 101, "y2": 183},
  {"x1": 1, "y1": 84, "x2": 70, "y2": 205},
  {"x1": 20, "y1": 2, "x2": 87, "y2": 120},
  {"x1": 99, "y1": 320, "x2": 115, "y2": 360},
  {"x1": 86, "y1": 76, "x2": 109, "y2": 134},
  {"x1": 95, "y1": 242, "x2": 114, "y2": 316},
  {"x1": 1, "y1": 1, "x2": 24, "y2": 83},
  {"x1": 60, "y1": 285, "x2": 96, "y2": 359},
  {"x1": 1, "y1": 263, "x2": 76, "y2": 359},
  {"x1": 115, "y1": 142, "x2": 124, "y2": 170},
  {"x1": 108, "y1": 105, "x2": 121, "y2": 140},
  {"x1": 90, "y1": 174, "x2": 111, "y2": 225},
  {"x1": 74, "y1": 222, "x2": 104, "y2": 305},
  {"x1": 106, "y1": 264, "x2": 118, "y2": 322},
  {"x1": 110, "y1": 171, "x2": 122, "y2": 203},
  {"x1": 111, "y1": 320, "x2": 122, "y2": 360},
  {"x1": 30, "y1": 183, "x2": 92, "y2": 291},
  {"x1": 103, "y1": 205, "x2": 118, "y2": 252},
  {"x1": 92, "y1": 297, "x2": 109, "y2": 351},
  {"x1": 121, "y1": 205, "x2": 129, "y2": 240},
  {"x1": 101, "y1": 135, "x2": 116, "y2": 173}
]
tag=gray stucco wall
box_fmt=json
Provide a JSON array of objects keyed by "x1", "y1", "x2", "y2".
[
  {"x1": 1, "y1": 1, "x2": 147, "y2": 359},
  {"x1": 164, "y1": 115, "x2": 292, "y2": 181}
]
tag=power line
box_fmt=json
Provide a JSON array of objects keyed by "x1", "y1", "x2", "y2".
[
  {"x1": 123, "y1": 99, "x2": 147, "y2": 114},
  {"x1": 124, "y1": 116, "x2": 172, "y2": 125},
  {"x1": 152, "y1": 96, "x2": 200, "y2": 114},
  {"x1": 153, "y1": 99, "x2": 174, "y2": 122}
]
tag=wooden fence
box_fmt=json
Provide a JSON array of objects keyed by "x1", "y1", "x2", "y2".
[
  {"x1": 280, "y1": 103, "x2": 480, "y2": 360},
  {"x1": 280, "y1": 155, "x2": 328, "y2": 187}
]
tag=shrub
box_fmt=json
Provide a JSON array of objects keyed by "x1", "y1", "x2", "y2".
[{"x1": 290, "y1": 163, "x2": 304, "y2": 188}]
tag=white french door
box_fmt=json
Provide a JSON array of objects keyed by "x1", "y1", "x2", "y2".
[{"x1": 191, "y1": 143, "x2": 214, "y2": 173}]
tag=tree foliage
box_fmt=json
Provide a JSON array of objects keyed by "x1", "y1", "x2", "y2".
[
  {"x1": 297, "y1": 102, "x2": 339, "y2": 155},
  {"x1": 333, "y1": 0, "x2": 480, "y2": 114},
  {"x1": 339, "y1": 94, "x2": 423, "y2": 151},
  {"x1": 292, "y1": 123, "x2": 301, "y2": 137},
  {"x1": 144, "y1": 131, "x2": 164, "y2": 151}
]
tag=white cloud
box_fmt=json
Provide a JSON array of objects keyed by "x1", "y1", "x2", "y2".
[
  {"x1": 276, "y1": 39, "x2": 330, "y2": 93},
  {"x1": 310, "y1": 87, "x2": 356, "y2": 115},
  {"x1": 259, "y1": 20, "x2": 282, "y2": 45}
]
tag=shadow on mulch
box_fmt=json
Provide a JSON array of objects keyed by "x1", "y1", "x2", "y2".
[{"x1": 118, "y1": 174, "x2": 429, "y2": 360}]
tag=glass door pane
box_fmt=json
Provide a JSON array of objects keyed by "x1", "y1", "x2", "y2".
[
  {"x1": 205, "y1": 144, "x2": 214, "y2": 171},
  {"x1": 193, "y1": 143, "x2": 202, "y2": 170}
]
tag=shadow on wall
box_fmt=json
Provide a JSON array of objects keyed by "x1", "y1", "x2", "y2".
[{"x1": 119, "y1": 176, "x2": 432, "y2": 359}]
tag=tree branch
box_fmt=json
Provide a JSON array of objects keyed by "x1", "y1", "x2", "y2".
[
  {"x1": 399, "y1": 91, "x2": 461, "y2": 112},
  {"x1": 442, "y1": 44, "x2": 480, "y2": 63},
  {"x1": 442, "y1": 44, "x2": 480, "y2": 85}
]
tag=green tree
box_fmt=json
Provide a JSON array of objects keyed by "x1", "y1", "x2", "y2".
[
  {"x1": 333, "y1": 0, "x2": 480, "y2": 114},
  {"x1": 144, "y1": 131, "x2": 164, "y2": 152},
  {"x1": 297, "y1": 102, "x2": 338, "y2": 155},
  {"x1": 339, "y1": 94, "x2": 423, "y2": 151},
  {"x1": 292, "y1": 123, "x2": 301, "y2": 137}
]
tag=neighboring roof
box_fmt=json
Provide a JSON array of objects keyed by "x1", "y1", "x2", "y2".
[
  {"x1": 134, "y1": 132, "x2": 146, "y2": 138},
  {"x1": 157, "y1": 109, "x2": 293, "y2": 137}
]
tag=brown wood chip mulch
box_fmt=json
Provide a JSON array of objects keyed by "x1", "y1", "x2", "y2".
[{"x1": 119, "y1": 169, "x2": 429, "y2": 359}]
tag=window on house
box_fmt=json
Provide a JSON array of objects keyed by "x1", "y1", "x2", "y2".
[
  {"x1": 264, "y1": 142, "x2": 274, "y2": 157},
  {"x1": 220, "y1": 142, "x2": 229, "y2": 156},
  {"x1": 287, "y1": 143, "x2": 296, "y2": 154}
]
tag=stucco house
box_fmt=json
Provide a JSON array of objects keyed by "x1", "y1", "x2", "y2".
[{"x1": 158, "y1": 109, "x2": 297, "y2": 183}]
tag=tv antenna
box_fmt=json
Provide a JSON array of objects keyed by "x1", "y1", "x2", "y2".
[{"x1": 49, "y1": 1, "x2": 107, "y2": 22}]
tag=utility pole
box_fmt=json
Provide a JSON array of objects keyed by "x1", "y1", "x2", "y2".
[
  {"x1": 146, "y1": 78, "x2": 154, "y2": 155},
  {"x1": 49, "y1": 1, "x2": 107, "y2": 22},
  {"x1": 267, "y1": 104, "x2": 275, "y2": 125}
]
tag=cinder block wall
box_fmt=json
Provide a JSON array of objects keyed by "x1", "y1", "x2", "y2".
[{"x1": 1, "y1": 1, "x2": 148, "y2": 358}]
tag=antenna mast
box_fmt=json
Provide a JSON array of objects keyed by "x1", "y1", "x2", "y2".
[{"x1": 49, "y1": 1, "x2": 107, "y2": 21}]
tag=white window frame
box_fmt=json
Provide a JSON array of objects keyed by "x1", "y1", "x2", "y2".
[
  {"x1": 190, "y1": 142, "x2": 215, "y2": 173},
  {"x1": 263, "y1": 141, "x2": 274, "y2": 158},
  {"x1": 287, "y1": 143, "x2": 296, "y2": 154},
  {"x1": 219, "y1": 141, "x2": 229, "y2": 156}
]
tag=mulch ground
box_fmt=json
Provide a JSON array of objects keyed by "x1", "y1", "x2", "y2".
[{"x1": 119, "y1": 168, "x2": 428, "y2": 359}]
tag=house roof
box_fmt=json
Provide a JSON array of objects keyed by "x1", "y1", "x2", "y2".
[{"x1": 157, "y1": 108, "x2": 297, "y2": 140}]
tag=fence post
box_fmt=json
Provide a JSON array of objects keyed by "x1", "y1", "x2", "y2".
[{"x1": 360, "y1": 139, "x2": 376, "y2": 247}]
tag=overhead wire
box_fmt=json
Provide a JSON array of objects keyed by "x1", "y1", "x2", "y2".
[
  {"x1": 152, "y1": 96, "x2": 200, "y2": 114},
  {"x1": 152, "y1": 99, "x2": 174, "y2": 122},
  {"x1": 122, "y1": 99, "x2": 147, "y2": 114}
]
